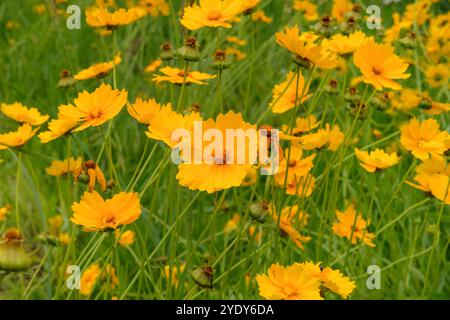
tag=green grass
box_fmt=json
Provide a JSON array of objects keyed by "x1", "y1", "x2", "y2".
[{"x1": 0, "y1": 0, "x2": 449, "y2": 300}]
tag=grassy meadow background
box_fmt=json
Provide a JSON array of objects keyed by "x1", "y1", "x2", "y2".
[{"x1": 0, "y1": 0, "x2": 449, "y2": 299}]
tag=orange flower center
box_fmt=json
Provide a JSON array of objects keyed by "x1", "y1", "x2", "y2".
[
  {"x1": 103, "y1": 214, "x2": 116, "y2": 228},
  {"x1": 212, "y1": 150, "x2": 229, "y2": 165},
  {"x1": 207, "y1": 11, "x2": 222, "y2": 20},
  {"x1": 372, "y1": 67, "x2": 382, "y2": 75}
]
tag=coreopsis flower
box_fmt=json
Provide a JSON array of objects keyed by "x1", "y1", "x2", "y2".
[
  {"x1": 0, "y1": 124, "x2": 39, "y2": 149},
  {"x1": 176, "y1": 112, "x2": 256, "y2": 193},
  {"x1": 73, "y1": 160, "x2": 107, "y2": 192},
  {"x1": 241, "y1": 0, "x2": 260, "y2": 13},
  {"x1": 60, "y1": 84, "x2": 128, "y2": 132},
  {"x1": 425, "y1": 64, "x2": 448, "y2": 88},
  {"x1": 0, "y1": 205, "x2": 11, "y2": 221},
  {"x1": 353, "y1": 38, "x2": 410, "y2": 90},
  {"x1": 407, "y1": 174, "x2": 450, "y2": 204},
  {"x1": 300, "y1": 262, "x2": 356, "y2": 299},
  {"x1": 48, "y1": 215, "x2": 63, "y2": 233},
  {"x1": 332, "y1": 205, "x2": 375, "y2": 247},
  {"x1": 324, "y1": 31, "x2": 368, "y2": 55},
  {"x1": 1, "y1": 102, "x2": 49, "y2": 126},
  {"x1": 46, "y1": 157, "x2": 83, "y2": 177},
  {"x1": 269, "y1": 71, "x2": 311, "y2": 113},
  {"x1": 104, "y1": 265, "x2": 119, "y2": 289},
  {"x1": 293, "y1": 1, "x2": 318, "y2": 21},
  {"x1": 38, "y1": 116, "x2": 79, "y2": 144},
  {"x1": 299, "y1": 123, "x2": 344, "y2": 151},
  {"x1": 86, "y1": 7, "x2": 146, "y2": 29},
  {"x1": 80, "y1": 264, "x2": 101, "y2": 296},
  {"x1": 180, "y1": 0, "x2": 243, "y2": 31},
  {"x1": 251, "y1": 10, "x2": 272, "y2": 23},
  {"x1": 163, "y1": 264, "x2": 186, "y2": 287},
  {"x1": 422, "y1": 96, "x2": 450, "y2": 116},
  {"x1": 225, "y1": 47, "x2": 247, "y2": 61},
  {"x1": 275, "y1": 146, "x2": 315, "y2": 185},
  {"x1": 58, "y1": 233, "x2": 71, "y2": 245},
  {"x1": 144, "y1": 59, "x2": 163, "y2": 73},
  {"x1": 71, "y1": 191, "x2": 141, "y2": 231},
  {"x1": 139, "y1": 0, "x2": 169, "y2": 17},
  {"x1": 116, "y1": 230, "x2": 135, "y2": 247},
  {"x1": 127, "y1": 98, "x2": 172, "y2": 125},
  {"x1": 400, "y1": 118, "x2": 449, "y2": 160},
  {"x1": 153, "y1": 67, "x2": 216, "y2": 85},
  {"x1": 331, "y1": 0, "x2": 353, "y2": 22},
  {"x1": 390, "y1": 88, "x2": 421, "y2": 111},
  {"x1": 256, "y1": 263, "x2": 323, "y2": 300},
  {"x1": 276, "y1": 26, "x2": 337, "y2": 69},
  {"x1": 226, "y1": 36, "x2": 246, "y2": 46},
  {"x1": 270, "y1": 204, "x2": 310, "y2": 249},
  {"x1": 416, "y1": 157, "x2": 450, "y2": 176},
  {"x1": 354, "y1": 148, "x2": 400, "y2": 173},
  {"x1": 73, "y1": 54, "x2": 121, "y2": 81},
  {"x1": 146, "y1": 109, "x2": 201, "y2": 148},
  {"x1": 224, "y1": 213, "x2": 241, "y2": 233},
  {"x1": 96, "y1": 0, "x2": 116, "y2": 8},
  {"x1": 281, "y1": 115, "x2": 320, "y2": 137}
]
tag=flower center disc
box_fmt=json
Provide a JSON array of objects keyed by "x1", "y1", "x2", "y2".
[{"x1": 208, "y1": 11, "x2": 221, "y2": 20}]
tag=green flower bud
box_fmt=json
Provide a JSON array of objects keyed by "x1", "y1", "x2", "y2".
[
  {"x1": 191, "y1": 264, "x2": 213, "y2": 289},
  {"x1": 0, "y1": 229, "x2": 33, "y2": 272}
]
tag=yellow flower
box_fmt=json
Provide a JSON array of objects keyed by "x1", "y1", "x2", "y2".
[
  {"x1": 319, "y1": 267, "x2": 356, "y2": 299},
  {"x1": 275, "y1": 146, "x2": 315, "y2": 187},
  {"x1": 425, "y1": 64, "x2": 448, "y2": 88},
  {"x1": 71, "y1": 191, "x2": 141, "y2": 231},
  {"x1": 58, "y1": 233, "x2": 71, "y2": 245},
  {"x1": 0, "y1": 124, "x2": 39, "y2": 148},
  {"x1": 281, "y1": 115, "x2": 320, "y2": 137},
  {"x1": 146, "y1": 108, "x2": 200, "y2": 148},
  {"x1": 180, "y1": 0, "x2": 243, "y2": 31},
  {"x1": 241, "y1": 167, "x2": 257, "y2": 186},
  {"x1": 80, "y1": 263, "x2": 101, "y2": 296},
  {"x1": 139, "y1": 0, "x2": 169, "y2": 17},
  {"x1": 225, "y1": 47, "x2": 247, "y2": 61},
  {"x1": 297, "y1": 262, "x2": 356, "y2": 299},
  {"x1": 276, "y1": 26, "x2": 337, "y2": 69},
  {"x1": 324, "y1": 31, "x2": 368, "y2": 55},
  {"x1": 163, "y1": 264, "x2": 186, "y2": 287},
  {"x1": 332, "y1": 205, "x2": 375, "y2": 247},
  {"x1": 0, "y1": 205, "x2": 11, "y2": 222},
  {"x1": 48, "y1": 215, "x2": 63, "y2": 232},
  {"x1": 241, "y1": 0, "x2": 260, "y2": 12},
  {"x1": 60, "y1": 83, "x2": 128, "y2": 132},
  {"x1": 127, "y1": 98, "x2": 171, "y2": 125},
  {"x1": 293, "y1": 1, "x2": 318, "y2": 21},
  {"x1": 353, "y1": 38, "x2": 410, "y2": 91},
  {"x1": 153, "y1": 67, "x2": 216, "y2": 85},
  {"x1": 38, "y1": 114, "x2": 79, "y2": 144},
  {"x1": 226, "y1": 36, "x2": 246, "y2": 46},
  {"x1": 405, "y1": 174, "x2": 434, "y2": 193},
  {"x1": 427, "y1": 174, "x2": 450, "y2": 205},
  {"x1": 354, "y1": 148, "x2": 400, "y2": 173},
  {"x1": 331, "y1": 0, "x2": 353, "y2": 22},
  {"x1": 256, "y1": 263, "x2": 323, "y2": 300},
  {"x1": 270, "y1": 71, "x2": 311, "y2": 113},
  {"x1": 86, "y1": 7, "x2": 146, "y2": 28},
  {"x1": 176, "y1": 112, "x2": 256, "y2": 193},
  {"x1": 33, "y1": 4, "x2": 47, "y2": 15},
  {"x1": 400, "y1": 118, "x2": 449, "y2": 160},
  {"x1": 270, "y1": 204, "x2": 310, "y2": 249},
  {"x1": 251, "y1": 10, "x2": 272, "y2": 23},
  {"x1": 391, "y1": 88, "x2": 421, "y2": 111},
  {"x1": 416, "y1": 157, "x2": 450, "y2": 176},
  {"x1": 285, "y1": 174, "x2": 315, "y2": 197},
  {"x1": 299, "y1": 124, "x2": 344, "y2": 151},
  {"x1": 1, "y1": 102, "x2": 49, "y2": 126},
  {"x1": 73, "y1": 54, "x2": 121, "y2": 81},
  {"x1": 46, "y1": 157, "x2": 82, "y2": 177},
  {"x1": 73, "y1": 160, "x2": 107, "y2": 192},
  {"x1": 116, "y1": 230, "x2": 135, "y2": 247},
  {"x1": 144, "y1": 59, "x2": 163, "y2": 73},
  {"x1": 224, "y1": 213, "x2": 241, "y2": 233}
]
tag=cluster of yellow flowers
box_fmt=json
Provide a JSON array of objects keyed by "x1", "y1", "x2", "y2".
[{"x1": 1, "y1": 0, "x2": 448, "y2": 300}]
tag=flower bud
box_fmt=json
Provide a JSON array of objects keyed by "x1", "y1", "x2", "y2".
[
  {"x1": 191, "y1": 264, "x2": 213, "y2": 289},
  {"x1": 398, "y1": 32, "x2": 417, "y2": 50},
  {"x1": 177, "y1": 37, "x2": 201, "y2": 62},
  {"x1": 312, "y1": 16, "x2": 335, "y2": 38},
  {"x1": 57, "y1": 70, "x2": 76, "y2": 88},
  {"x1": 324, "y1": 79, "x2": 339, "y2": 95},
  {"x1": 160, "y1": 42, "x2": 174, "y2": 61},
  {"x1": 249, "y1": 200, "x2": 269, "y2": 223},
  {"x1": 0, "y1": 229, "x2": 33, "y2": 272},
  {"x1": 210, "y1": 50, "x2": 231, "y2": 71},
  {"x1": 77, "y1": 172, "x2": 90, "y2": 184}
]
